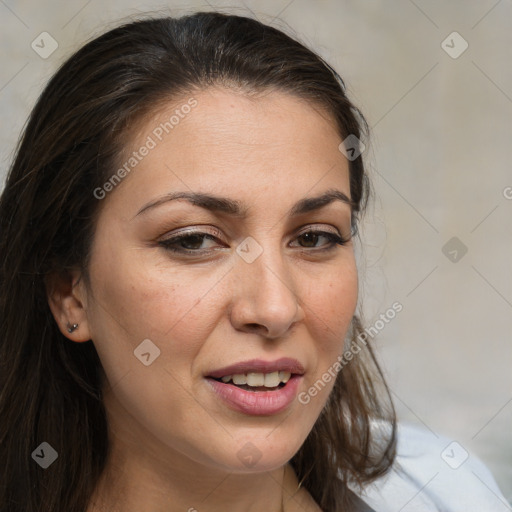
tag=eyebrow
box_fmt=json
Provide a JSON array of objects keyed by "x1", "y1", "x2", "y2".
[{"x1": 135, "y1": 188, "x2": 354, "y2": 219}]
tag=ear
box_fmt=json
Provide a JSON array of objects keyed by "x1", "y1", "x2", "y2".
[{"x1": 45, "y1": 269, "x2": 92, "y2": 343}]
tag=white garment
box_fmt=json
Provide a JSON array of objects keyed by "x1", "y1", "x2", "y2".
[{"x1": 355, "y1": 422, "x2": 510, "y2": 512}]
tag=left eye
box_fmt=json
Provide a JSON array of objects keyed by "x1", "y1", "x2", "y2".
[
  {"x1": 290, "y1": 230, "x2": 348, "y2": 249},
  {"x1": 159, "y1": 229, "x2": 348, "y2": 255}
]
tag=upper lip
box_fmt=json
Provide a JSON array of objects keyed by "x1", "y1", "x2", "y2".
[{"x1": 206, "y1": 358, "x2": 305, "y2": 379}]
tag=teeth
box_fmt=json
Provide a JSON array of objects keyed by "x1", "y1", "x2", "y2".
[
  {"x1": 246, "y1": 372, "x2": 265, "y2": 386},
  {"x1": 264, "y1": 371, "x2": 280, "y2": 387},
  {"x1": 232, "y1": 374, "x2": 247, "y2": 385},
  {"x1": 218, "y1": 371, "x2": 292, "y2": 387},
  {"x1": 278, "y1": 371, "x2": 291, "y2": 383}
]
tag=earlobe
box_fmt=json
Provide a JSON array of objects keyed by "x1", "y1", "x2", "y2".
[
  {"x1": 66, "y1": 322, "x2": 79, "y2": 334},
  {"x1": 45, "y1": 269, "x2": 92, "y2": 343}
]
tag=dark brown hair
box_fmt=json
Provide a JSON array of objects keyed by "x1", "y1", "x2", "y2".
[{"x1": 0, "y1": 11, "x2": 396, "y2": 511}]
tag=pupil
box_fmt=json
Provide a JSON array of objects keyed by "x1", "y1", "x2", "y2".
[
  {"x1": 182, "y1": 234, "x2": 204, "y2": 249},
  {"x1": 301, "y1": 232, "x2": 317, "y2": 247}
]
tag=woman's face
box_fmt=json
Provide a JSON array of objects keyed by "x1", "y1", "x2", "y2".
[{"x1": 79, "y1": 87, "x2": 358, "y2": 474}]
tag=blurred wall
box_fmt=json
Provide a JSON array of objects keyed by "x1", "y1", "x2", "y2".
[{"x1": 1, "y1": 0, "x2": 510, "y2": 504}]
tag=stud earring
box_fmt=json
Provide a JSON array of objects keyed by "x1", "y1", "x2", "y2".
[{"x1": 67, "y1": 323, "x2": 79, "y2": 333}]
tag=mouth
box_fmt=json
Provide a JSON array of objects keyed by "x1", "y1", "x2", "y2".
[
  {"x1": 204, "y1": 358, "x2": 305, "y2": 415},
  {"x1": 208, "y1": 370, "x2": 292, "y2": 392}
]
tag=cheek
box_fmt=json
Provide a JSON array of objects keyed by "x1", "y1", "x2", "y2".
[
  {"x1": 303, "y1": 260, "x2": 358, "y2": 350},
  {"x1": 85, "y1": 241, "x2": 227, "y2": 386},
  {"x1": 297, "y1": 259, "x2": 358, "y2": 407},
  {"x1": 85, "y1": 248, "x2": 229, "y2": 451}
]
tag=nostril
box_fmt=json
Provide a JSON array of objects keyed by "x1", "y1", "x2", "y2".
[{"x1": 245, "y1": 323, "x2": 266, "y2": 334}]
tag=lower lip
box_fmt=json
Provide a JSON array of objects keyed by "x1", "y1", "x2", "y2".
[{"x1": 205, "y1": 375, "x2": 303, "y2": 416}]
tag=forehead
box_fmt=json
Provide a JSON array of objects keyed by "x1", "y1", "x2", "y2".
[{"x1": 106, "y1": 87, "x2": 350, "y2": 215}]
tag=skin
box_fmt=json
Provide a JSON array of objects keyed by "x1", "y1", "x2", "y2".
[{"x1": 48, "y1": 87, "x2": 358, "y2": 512}]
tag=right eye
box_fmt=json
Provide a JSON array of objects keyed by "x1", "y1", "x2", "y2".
[{"x1": 158, "y1": 230, "x2": 224, "y2": 255}]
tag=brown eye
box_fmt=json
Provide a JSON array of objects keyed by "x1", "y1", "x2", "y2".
[
  {"x1": 159, "y1": 231, "x2": 224, "y2": 254},
  {"x1": 292, "y1": 230, "x2": 349, "y2": 250}
]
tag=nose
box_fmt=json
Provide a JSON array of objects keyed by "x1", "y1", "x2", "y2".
[{"x1": 228, "y1": 242, "x2": 306, "y2": 339}]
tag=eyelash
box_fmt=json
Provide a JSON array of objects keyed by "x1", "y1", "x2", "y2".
[{"x1": 158, "y1": 228, "x2": 350, "y2": 256}]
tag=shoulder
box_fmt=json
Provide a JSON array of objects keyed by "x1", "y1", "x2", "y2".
[{"x1": 351, "y1": 421, "x2": 509, "y2": 512}]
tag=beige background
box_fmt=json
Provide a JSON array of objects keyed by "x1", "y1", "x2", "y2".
[{"x1": 1, "y1": 0, "x2": 511, "y2": 504}]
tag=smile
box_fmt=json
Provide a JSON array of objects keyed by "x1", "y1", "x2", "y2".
[
  {"x1": 214, "y1": 370, "x2": 292, "y2": 390},
  {"x1": 205, "y1": 357, "x2": 305, "y2": 415}
]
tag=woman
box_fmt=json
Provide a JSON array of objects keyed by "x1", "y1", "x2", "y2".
[{"x1": 0, "y1": 11, "x2": 506, "y2": 512}]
